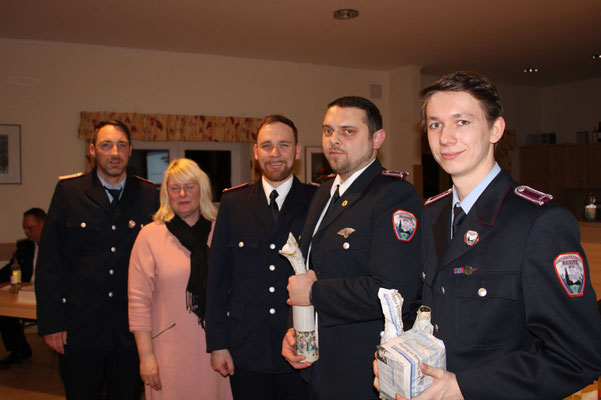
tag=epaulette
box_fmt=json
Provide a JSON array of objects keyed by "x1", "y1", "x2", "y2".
[
  {"x1": 326, "y1": 173, "x2": 336, "y2": 179},
  {"x1": 309, "y1": 181, "x2": 321, "y2": 187},
  {"x1": 381, "y1": 170, "x2": 408, "y2": 180},
  {"x1": 133, "y1": 175, "x2": 155, "y2": 185},
  {"x1": 223, "y1": 182, "x2": 249, "y2": 192},
  {"x1": 59, "y1": 172, "x2": 84, "y2": 180},
  {"x1": 424, "y1": 188, "x2": 452, "y2": 206},
  {"x1": 514, "y1": 185, "x2": 553, "y2": 206}
]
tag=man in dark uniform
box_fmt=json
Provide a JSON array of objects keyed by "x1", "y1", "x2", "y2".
[
  {"x1": 283, "y1": 97, "x2": 423, "y2": 399},
  {"x1": 35, "y1": 120, "x2": 159, "y2": 399},
  {"x1": 206, "y1": 115, "x2": 316, "y2": 399},
  {"x1": 375, "y1": 71, "x2": 601, "y2": 400},
  {"x1": 0, "y1": 207, "x2": 46, "y2": 368}
]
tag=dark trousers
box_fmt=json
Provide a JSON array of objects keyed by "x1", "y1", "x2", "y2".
[
  {"x1": 59, "y1": 342, "x2": 142, "y2": 400},
  {"x1": 230, "y1": 368, "x2": 308, "y2": 400},
  {"x1": 0, "y1": 316, "x2": 30, "y2": 354}
]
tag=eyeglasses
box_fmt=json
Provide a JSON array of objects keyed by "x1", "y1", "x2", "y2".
[{"x1": 167, "y1": 184, "x2": 198, "y2": 194}]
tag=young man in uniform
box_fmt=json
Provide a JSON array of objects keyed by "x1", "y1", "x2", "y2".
[{"x1": 375, "y1": 71, "x2": 601, "y2": 400}]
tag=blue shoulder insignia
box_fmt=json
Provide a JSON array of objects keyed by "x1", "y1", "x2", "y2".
[
  {"x1": 425, "y1": 188, "x2": 452, "y2": 206},
  {"x1": 381, "y1": 170, "x2": 408, "y2": 180},
  {"x1": 223, "y1": 182, "x2": 249, "y2": 192},
  {"x1": 59, "y1": 172, "x2": 83, "y2": 180},
  {"x1": 514, "y1": 185, "x2": 553, "y2": 206}
]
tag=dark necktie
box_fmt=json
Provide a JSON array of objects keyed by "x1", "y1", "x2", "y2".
[
  {"x1": 105, "y1": 187, "x2": 122, "y2": 206},
  {"x1": 269, "y1": 190, "x2": 279, "y2": 221},
  {"x1": 452, "y1": 203, "x2": 465, "y2": 238},
  {"x1": 324, "y1": 185, "x2": 341, "y2": 217}
]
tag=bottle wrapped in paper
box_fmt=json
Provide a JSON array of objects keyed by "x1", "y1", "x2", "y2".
[
  {"x1": 376, "y1": 289, "x2": 446, "y2": 399},
  {"x1": 280, "y1": 233, "x2": 319, "y2": 362}
]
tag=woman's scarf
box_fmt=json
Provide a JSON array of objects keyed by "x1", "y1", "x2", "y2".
[{"x1": 165, "y1": 214, "x2": 211, "y2": 327}]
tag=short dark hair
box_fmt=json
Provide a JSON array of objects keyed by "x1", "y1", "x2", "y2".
[
  {"x1": 327, "y1": 96, "x2": 383, "y2": 135},
  {"x1": 92, "y1": 120, "x2": 132, "y2": 145},
  {"x1": 257, "y1": 115, "x2": 298, "y2": 144},
  {"x1": 23, "y1": 207, "x2": 46, "y2": 223},
  {"x1": 419, "y1": 71, "x2": 503, "y2": 131}
]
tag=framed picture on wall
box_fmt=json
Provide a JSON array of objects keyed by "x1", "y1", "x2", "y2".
[
  {"x1": 0, "y1": 124, "x2": 21, "y2": 184},
  {"x1": 305, "y1": 146, "x2": 333, "y2": 184}
]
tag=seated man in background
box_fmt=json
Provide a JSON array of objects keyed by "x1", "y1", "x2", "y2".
[{"x1": 0, "y1": 207, "x2": 46, "y2": 368}]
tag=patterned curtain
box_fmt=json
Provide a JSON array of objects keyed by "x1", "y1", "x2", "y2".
[{"x1": 79, "y1": 111, "x2": 262, "y2": 175}]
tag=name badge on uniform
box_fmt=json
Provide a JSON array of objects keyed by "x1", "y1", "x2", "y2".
[
  {"x1": 554, "y1": 252, "x2": 585, "y2": 297},
  {"x1": 464, "y1": 230, "x2": 479, "y2": 246},
  {"x1": 392, "y1": 210, "x2": 416, "y2": 242}
]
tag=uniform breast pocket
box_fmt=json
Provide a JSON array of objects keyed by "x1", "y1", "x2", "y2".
[
  {"x1": 227, "y1": 237, "x2": 259, "y2": 277},
  {"x1": 65, "y1": 217, "x2": 101, "y2": 252},
  {"x1": 453, "y1": 271, "x2": 518, "y2": 347}
]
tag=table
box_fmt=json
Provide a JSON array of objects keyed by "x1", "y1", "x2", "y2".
[{"x1": 0, "y1": 283, "x2": 36, "y2": 319}]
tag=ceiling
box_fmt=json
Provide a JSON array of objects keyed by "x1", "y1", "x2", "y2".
[{"x1": 1, "y1": 0, "x2": 600, "y2": 86}]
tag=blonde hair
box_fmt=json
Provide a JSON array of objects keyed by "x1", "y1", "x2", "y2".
[{"x1": 153, "y1": 158, "x2": 218, "y2": 223}]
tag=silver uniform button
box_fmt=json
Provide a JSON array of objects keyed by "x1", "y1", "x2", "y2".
[
  {"x1": 478, "y1": 288, "x2": 487, "y2": 297},
  {"x1": 109, "y1": 269, "x2": 114, "y2": 275},
  {"x1": 269, "y1": 287, "x2": 275, "y2": 293},
  {"x1": 62, "y1": 297, "x2": 67, "y2": 304},
  {"x1": 111, "y1": 247, "x2": 116, "y2": 253},
  {"x1": 269, "y1": 308, "x2": 276, "y2": 315},
  {"x1": 441, "y1": 286, "x2": 446, "y2": 295},
  {"x1": 269, "y1": 265, "x2": 276, "y2": 271},
  {"x1": 421, "y1": 272, "x2": 426, "y2": 280},
  {"x1": 269, "y1": 243, "x2": 276, "y2": 250},
  {"x1": 434, "y1": 324, "x2": 439, "y2": 333},
  {"x1": 111, "y1": 225, "x2": 116, "y2": 231},
  {"x1": 108, "y1": 292, "x2": 113, "y2": 298},
  {"x1": 343, "y1": 242, "x2": 350, "y2": 249},
  {"x1": 238, "y1": 241, "x2": 244, "y2": 247},
  {"x1": 80, "y1": 222, "x2": 86, "y2": 228}
]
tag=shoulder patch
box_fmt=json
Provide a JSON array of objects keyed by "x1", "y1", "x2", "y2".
[
  {"x1": 133, "y1": 175, "x2": 155, "y2": 185},
  {"x1": 425, "y1": 188, "x2": 452, "y2": 206},
  {"x1": 393, "y1": 210, "x2": 417, "y2": 241},
  {"x1": 59, "y1": 172, "x2": 84, "y2": 180},
  {"x1": 514, "y1": 185, "x2": 553, "y2": 206},
  {"x1": 223, "y1": 182, "x2": 249, "y2": 192},
  {"x1": 554, "y1": 252, "x2": 585, "y2": 297},
  {"x1": 381, "y1": 170, "x2": 408, "y2": 180}
]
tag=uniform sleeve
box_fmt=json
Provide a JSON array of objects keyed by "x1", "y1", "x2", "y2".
[
  {"x1": 205, "y1": 197, "x2": 234, "y2": 352},
  {"x1": 457, "y1": 206, "x2": 601, "y2": 399},
  {"x1": 311, "y1": 182, "x2": 423, "y2": 326},
  {"x1": 128, "y1": 226, "x2": 156, "y2": 333},
  {"x1": 35, "y1": 182, "x2": 68, "y2": 336}
]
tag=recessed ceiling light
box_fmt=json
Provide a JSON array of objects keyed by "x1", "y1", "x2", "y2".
[
  {"x1": 523, "y1": 68, "x2": 539, "y2": 73},
  {"x1": 333, "y1": 9, "x2": 359, "y2": 20}
]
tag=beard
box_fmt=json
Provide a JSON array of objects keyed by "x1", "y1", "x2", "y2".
[{"x1": 262, "y1": 161, "x2": 295, "y2": 183}]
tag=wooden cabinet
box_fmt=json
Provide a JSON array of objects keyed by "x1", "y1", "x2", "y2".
[
  {"x1": 519, "y1": 145, "x2": 564, "y2": 201},
  {"x1": 563, "y1": 144, "x2": 601, "y2": 188}
]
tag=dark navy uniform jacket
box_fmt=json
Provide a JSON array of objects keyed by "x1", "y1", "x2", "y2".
[
  {"x1": 35, "y1": 170, "x2": 159, "y2": 349},
  {"x1": 1, "y1": 239, "x2": 35, "y2": 283},
  {"x1": 300, "y1": 159, "x2": 423, "y2": 400},
  {"x1": 422, "y1": 169, "x2": 601, "y2": 400},
  {"x1": 205, "y1": 176, "x2": 316, "y2": 373}
]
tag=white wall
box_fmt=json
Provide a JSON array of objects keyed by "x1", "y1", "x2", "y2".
[{"x1": 0, "y1": 39, "x2": 421, "y2": 241}]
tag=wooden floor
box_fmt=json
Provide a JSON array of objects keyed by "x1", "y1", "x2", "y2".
[{"x1": 0, "y1": 325, "x2": 65, "y2": 399}]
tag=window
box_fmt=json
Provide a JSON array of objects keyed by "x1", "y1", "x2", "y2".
[{"x1": 129, "y1": 141, "x2": 251, "y2": 201}]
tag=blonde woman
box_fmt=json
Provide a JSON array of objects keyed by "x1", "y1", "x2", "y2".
[{"x1": 128, "y1": 158, "x2": 232, "y2": 399}]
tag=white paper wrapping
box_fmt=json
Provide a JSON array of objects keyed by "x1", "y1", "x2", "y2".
[{"x1": 280, "y1": 233, "x2": 319, "y2": 362}]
